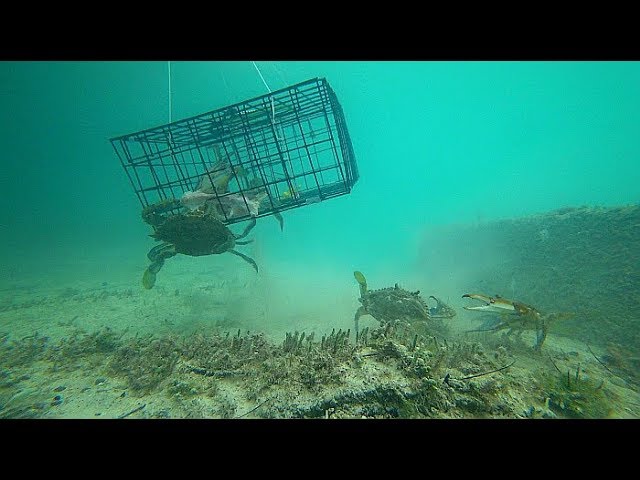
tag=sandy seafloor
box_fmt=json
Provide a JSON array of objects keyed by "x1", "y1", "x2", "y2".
[{"x1": 2, "y1": 241, "x2": 640, "y2": 420}]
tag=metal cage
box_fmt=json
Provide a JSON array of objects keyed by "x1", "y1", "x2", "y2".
[{"x1": 110, "y1": 77, "x2": 358, "y2": 225}]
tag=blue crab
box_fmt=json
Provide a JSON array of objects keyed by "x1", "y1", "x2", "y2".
[{"x1": 462, "y1": 293, "x2": 572, "y2": 351}]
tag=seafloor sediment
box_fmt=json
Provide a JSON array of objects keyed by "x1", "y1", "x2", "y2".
[{"x1": 1, "y1": 305, "x2": 638, "y2": 419}]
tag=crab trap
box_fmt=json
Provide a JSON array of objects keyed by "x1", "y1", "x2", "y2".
[{"x1": 111, "y1": 77, "x2": 359, "y2": 226}]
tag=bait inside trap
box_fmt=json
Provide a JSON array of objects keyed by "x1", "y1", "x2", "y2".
[{"x1": 111, "y1": 77, "x2": 359, "y2": 225}]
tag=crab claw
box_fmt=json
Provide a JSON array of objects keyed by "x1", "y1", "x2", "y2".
[{"x1": 461, "y1": 293, "x2": 518, "y2": 313}]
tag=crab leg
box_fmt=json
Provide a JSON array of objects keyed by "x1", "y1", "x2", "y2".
[
  {"x1": 235, "y1": 216, "x2": 257, "y2": 240},
  {"x1": 228, "y1": 249, "x2": 259, "y2": 273},
  {"x1": 354, "y1": 305, "x2": 367, "y2": 338}
]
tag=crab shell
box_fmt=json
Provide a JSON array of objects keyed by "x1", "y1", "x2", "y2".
[
  {"x1": 359, "y1": 284, "x2": 431, "y2": 324},
  {"x1": 151, "y1": 213, "x2": 235, "y2": 257}
]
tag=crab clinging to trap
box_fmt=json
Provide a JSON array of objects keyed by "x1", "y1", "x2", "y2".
[
  {"x1": 141, "y1": 205, "x2": 259, "y2": 289},
  {"x1": 462, "y1": 293, "x2": 574, "y2": 351}
]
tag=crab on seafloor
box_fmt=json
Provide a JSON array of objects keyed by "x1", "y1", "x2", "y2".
[
  {"x1": 462, "y1": 293, "x2": 573, "y2": 351},
  {"x1": 353, "y1": 271, "x2": 456, "y2": 337}
]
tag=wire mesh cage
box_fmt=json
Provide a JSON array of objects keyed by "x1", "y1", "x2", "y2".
[{"x1": 110, "y1": 77, "x2": 358, "y2": 226}]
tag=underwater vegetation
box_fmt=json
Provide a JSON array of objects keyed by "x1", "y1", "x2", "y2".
[
  {"x1": 108, "y1": 335, "x2": 180, "y2": 394},
  {"x1": 533, "y1": 360, "x2": 615, "y2": 419},
  {"x1": 2, "y1": 316, "x2": 632, "y2": 419}
]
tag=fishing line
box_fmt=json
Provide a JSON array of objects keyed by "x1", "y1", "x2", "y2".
[
  {"x1": 251, "y1": 61, "x2": 282, "y2": 141},
  {"x1": 252, "y1": 61, "x2": 272, "y2": 93}
]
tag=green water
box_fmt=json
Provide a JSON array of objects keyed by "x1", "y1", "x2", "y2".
[{"x1": 1, "y1": 61, "x2": 639, "y2": 418}]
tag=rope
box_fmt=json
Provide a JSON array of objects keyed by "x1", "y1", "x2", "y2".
[{"x1": 251, "y1": 61, "x2": 272, "y2": 93}]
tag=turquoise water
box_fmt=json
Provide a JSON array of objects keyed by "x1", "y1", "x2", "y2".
[
  {"x1": 2, "y1": 61, "x2": 638, "y2": 281},
  {"x1": 1, "y1": 61, "x2": 639, "y2": 418}
]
